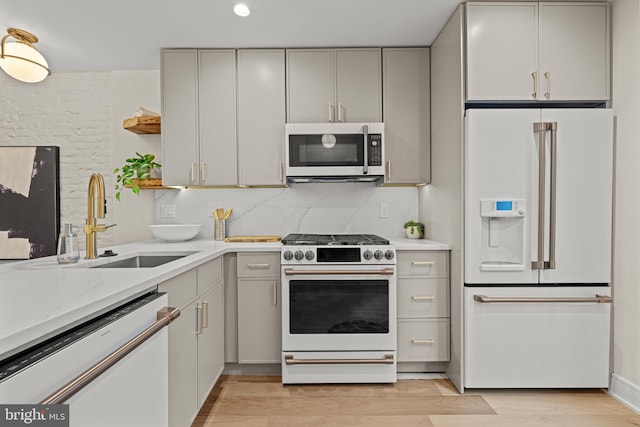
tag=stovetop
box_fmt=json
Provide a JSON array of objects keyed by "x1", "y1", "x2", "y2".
[{"x1": 281, "y1": 233, "x2": 390, "y2": 246}]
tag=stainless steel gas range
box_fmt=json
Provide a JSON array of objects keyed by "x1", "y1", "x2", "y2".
[{"x1": 280, "y1": 234, "x2": 397, "y2": 384}]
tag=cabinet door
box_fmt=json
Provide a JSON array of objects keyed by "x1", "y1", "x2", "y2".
[
  {"x1": 286, "y1": 49, "x2": 334, "y2": 123},
  {"x1": 198, "y1": 50, "x2": 238, "y2": 185},
  {"x1": 237, "y1": 279, "x2": 281, "y2": 363},
  {"x1": 539, "y1": 4, "x2": 609, "y2": 101},
  {"x1": 335, "y1": 48, "x2": 382, "y2": 122},
  {"x1": 382, "y1": 48, "x2": 430, "y2": 184},
  {"x1": 196, "y1": 283, "x2": 224, "y2": 407},
  {"x1": 161, "y1": 50, "x2": 199, "y2": 186},
  {"x1": 466, "y1": 3, "x2": 538, "y2": 101},
  {"x1": 237, "y1": 50, "x2": 286, "y2": 185},
  {"x1": 167, "y1": 303, "x2": 198, "y2": 427}
]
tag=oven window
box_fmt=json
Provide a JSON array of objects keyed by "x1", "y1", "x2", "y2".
[
  {"x1": 288, "y1": 134, "x2": 363, "y2": 167},
  {"x1": 289, "y1": 280, "x2": 389, "y2": 334}
]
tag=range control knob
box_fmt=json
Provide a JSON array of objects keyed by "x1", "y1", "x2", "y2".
[
  {"x1": 374, "y1": 250, "x2": 384, "y2": 260},
  {"x1": 305, "y1": 250, "x2": 315, "y2": 260},
  {"x1": 384, "y1": 250, "x2": 395, "y2": 260},
  {"x1": 363, "y1": 250, "x2": 373, "y2": 260},
  {"x1": 294, "y1": 251, "x2": 304, "y2": 260},
  {"x1": 283, "y1": 251, "x2": 293, "y2": 261}
]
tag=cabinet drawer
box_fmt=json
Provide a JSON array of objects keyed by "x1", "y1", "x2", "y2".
[
  {"x1": 197, "y1": 257, "x2": 223, "y2": 293},
  {"x1": 397, "y1": 319, "x2": 449, "y2": 362},
  {"x1": 397, "y1": 251, "x2": 448, "y2": 276},
  {"x1": 237, "y1": 252, "x2": 281, "y2": 278},
  {"x1": 397, "y1": 277, "x2": 449, "y2": 318},
  {"x1": 158, "y1": 269, "x2": 197, "y2": 309}
]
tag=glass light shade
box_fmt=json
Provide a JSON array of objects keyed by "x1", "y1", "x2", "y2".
[
  {"x1": 0, "y1": 41, "x2": 50, "y2": 83},
  {"x1": 234, "y1": 4, "x2": 250, "y2": 17}
]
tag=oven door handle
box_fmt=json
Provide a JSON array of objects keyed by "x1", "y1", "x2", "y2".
[
  {"x1": 284, "y1": 354, "x2": 394, "y2": 365},
  {"x1": 283, "y1": 268, "x2": 394, "y2": 276}
]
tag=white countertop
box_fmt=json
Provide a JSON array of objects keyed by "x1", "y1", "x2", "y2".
[{"x1": 0, "y1": 237, "x2": 449, "y2": 361}]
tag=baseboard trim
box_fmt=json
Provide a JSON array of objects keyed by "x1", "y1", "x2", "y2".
[{"x1": 610, "y1": 373, "x2": 640, "y2": 414}]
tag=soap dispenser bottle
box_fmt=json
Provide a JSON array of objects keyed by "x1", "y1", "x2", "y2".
[{"x1": 57, "y1": 223, "x2": 80, "y2": 264}]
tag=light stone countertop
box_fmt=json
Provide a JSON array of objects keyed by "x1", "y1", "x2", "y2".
[{"x1": 0, "y1": 237, "x2": 449, "y2": 361}]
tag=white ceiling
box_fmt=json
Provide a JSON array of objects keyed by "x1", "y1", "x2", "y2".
[{"x1": 0, "y1": 0, "x2": 462, "y2": 72}]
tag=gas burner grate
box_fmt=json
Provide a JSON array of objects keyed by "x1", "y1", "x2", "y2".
[{"x1": 281, "y1": 233, "x2": 389, "y2": 246}]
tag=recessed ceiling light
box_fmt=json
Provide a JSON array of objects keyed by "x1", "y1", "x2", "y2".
[{"x1": 234, "y1": 4, "x2": 250, "y2": 17}]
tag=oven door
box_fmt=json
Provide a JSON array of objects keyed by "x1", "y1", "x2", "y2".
[{"x1": 281, "y1": 265, "x2": 396, "y2": 352}]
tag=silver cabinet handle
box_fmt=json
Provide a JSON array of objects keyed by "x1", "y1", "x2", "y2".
[
  {"x1": 284, "y1": 268, "x2": 394, "y2": 276},
  {"x1": 411, "y1": 295, "x2": 435, "y2": 301},
  {"x1": 474, "y1": 294, "x2": 613, "y2": 304},
  {"x1": 248, "y1": 263, "x2": 270, "y2": 269},
  {"x1": 362, "y1": 124, "x2": 369, "y2": 175},
  {"x1": 328, "y1": 103, "x2": 334, "y2": 123},
  {"x1": 273, "y1": 282, "x2": 277, "y2": 306},
  {"x1": 202, "y1": 301, "x2": 209, "y2": 329},
  {"x1": 201, "y1": 162, "x2": 206, "y2": 183},
  {"x1": 338, "y1": 102, "x2": 343, "y2": 123},
  {"x1": 191, "y1": 162, "x2": 196, "y2": 184},
  {"x1": 284, "y1": 354, "x2": 394, "y2": 365},
  {"x1": 41, "y1": 307, "x2": 180, "y2": 405},
  {"x1": 279, "y1": 161, "x2": 284, "y2": 183},
  {"x1": 546, "y1": 122, "x2": 558, "y2": 270},
  {"x1": 411, "y1": 339, "x2": 435, "y2": 345},
  {"x1": 411, "y1": 261, "x2": 434, "y2": 266},
  {"x1": 195, "y1": 303, "x2": 202, "y2": 334},
  {"x1": 544, "y1": 71, "x2": 550, "y2": 99},
  {"x1": 532, "y1": 122, "x2": 547, "y2": 270},
  {"x1": 532, "y1": 71, "x2": 538, "y2": 98},
  {"x1": 386, "y1": 160, "x2": 391, "y2": 180}
]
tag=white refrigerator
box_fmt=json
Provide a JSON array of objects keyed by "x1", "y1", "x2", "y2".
[{"x1": 463, "y1": 108, "x2": 613, "y2": 388}]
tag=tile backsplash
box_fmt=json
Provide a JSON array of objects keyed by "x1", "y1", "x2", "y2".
[{"x1": 155, "y1": 184, "x2": 418, "y2": 240}]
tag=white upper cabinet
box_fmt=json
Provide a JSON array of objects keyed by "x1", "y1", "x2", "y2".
[
  {"x1": 286, "y1": 48, "x2": 381, "y2": 123},
  {"x1": 237, "y1": 50, "x2": 286, "y2": 186},
  {"x1": 382, "y1": 48, "x2": 430, "y2": 185},
  {"x1": 466, "y1": 2, "x2": 609, "y2": 102}
]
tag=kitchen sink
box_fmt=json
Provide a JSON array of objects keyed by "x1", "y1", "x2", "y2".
[{"x1": 90, "y1": 253, "x2": 194, "y2": 269}]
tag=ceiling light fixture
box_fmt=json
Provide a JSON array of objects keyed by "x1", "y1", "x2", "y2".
[
  {"x1": 0, "y1": 28, "x2": 51, "y2": 83},
  {"x1": 234, "y1": 3, "x2": 251, "y2": 17}
]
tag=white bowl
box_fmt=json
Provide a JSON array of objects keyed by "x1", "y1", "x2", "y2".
[{"x1": 149, "y1": 224, "x2": 202, "y2": 242}]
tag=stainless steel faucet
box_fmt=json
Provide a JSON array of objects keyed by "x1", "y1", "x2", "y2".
[{"x1": 84, "y1": 172, "x2": 115, "y2": 259}]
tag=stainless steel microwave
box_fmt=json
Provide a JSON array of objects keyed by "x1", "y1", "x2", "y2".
[{"x1": 285, "y1": 123, "x2": 385, "y2": 183}]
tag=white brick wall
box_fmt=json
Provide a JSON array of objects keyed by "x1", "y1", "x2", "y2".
[{"x1": 0, "y1": 71, "x2": 114, "y2": 250}]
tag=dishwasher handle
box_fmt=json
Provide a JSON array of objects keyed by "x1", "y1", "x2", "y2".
[{"x1": 40, "y1": 306, "x2": 180, "y2": 405}]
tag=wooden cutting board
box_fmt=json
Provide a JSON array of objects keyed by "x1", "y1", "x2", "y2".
[{"x1": 224, "y1": 235, "x2": 281, "y2": 243}]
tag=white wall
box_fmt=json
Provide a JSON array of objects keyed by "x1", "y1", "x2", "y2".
[
  {"x1": 0, "y1": 70, "x2": 113, "y2": 252},
  {"x1": 610, "y1": 0, "x2": 640, "y2": 410}
]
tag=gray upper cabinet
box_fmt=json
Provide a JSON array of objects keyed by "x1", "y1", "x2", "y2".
[
  {"x1": 162, "y1": 49, "x2": 286, "y2": 186},
  {"x1": 286, "y1": 48, "x2": 382, "y2": 123},
  {"x1": 161, "y1": 49, "x2": 236, "y2": 186},
  {"x1": 237, "y1": 49, "x2": 286, "y2": 186},
  {"x1": 161, "y1": 50, "x2": 198, "y2": 186},
  {"x1": 198, "y1": 50, "x2": 238, "y2": 185},
  {"x1": 466, "y1": 2, "x2": 609, "y2": 102},
  {"x1": 382, "y1": 48, "x2": 430, "y2": 185}
]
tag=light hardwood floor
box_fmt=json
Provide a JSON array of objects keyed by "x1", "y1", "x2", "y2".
[{"x1": 192, "y1": 376, "x2": 640, "y2": 427}]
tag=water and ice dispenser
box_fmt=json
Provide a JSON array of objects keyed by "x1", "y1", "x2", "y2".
[{"x1": 479, "y1": 199, "x2": 526, "y2": 271}]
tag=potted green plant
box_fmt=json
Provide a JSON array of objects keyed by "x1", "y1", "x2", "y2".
[
  {"x1": 403, "y1": 220, "x2": 424, "y2": 239},
  {"x1": 113, "y1": 152, "x2": 161, "y2": 201}
]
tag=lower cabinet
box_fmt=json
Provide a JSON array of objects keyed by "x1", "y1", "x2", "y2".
[
  {"x1": 237, "y1": 252, "x2": 281, "y2": 364},
  {"x1": 396, "y1": 250, "x2": 451, "y2": 365},
  {"x1": 158, "y1": 258, "x2": 224, "y2": 427}
]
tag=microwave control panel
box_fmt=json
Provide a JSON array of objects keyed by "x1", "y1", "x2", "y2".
[{"x1": 368, "y1": 135, "x2": 383, "y2": 166}]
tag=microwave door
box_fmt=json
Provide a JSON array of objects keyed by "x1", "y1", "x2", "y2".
[{"x1": 287, "y1": 133, "x2": 365, "y2": 176}]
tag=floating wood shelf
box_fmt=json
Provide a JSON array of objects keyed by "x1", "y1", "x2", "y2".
[
  {"x1": 123, "y1": 116, "x2": 161, "y2": 134},
  {"x1": 124, "y1": 178, "x2": 175, "y2": 190}
]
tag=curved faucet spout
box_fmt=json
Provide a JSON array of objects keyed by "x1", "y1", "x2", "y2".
[{"x1": 88, "y1": 172, "x2": 105, "y2": 220}]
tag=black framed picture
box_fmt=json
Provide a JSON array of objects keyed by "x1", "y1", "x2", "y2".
[{"x1": 0, "y1": 146, "x2": 60, "y2": 259}]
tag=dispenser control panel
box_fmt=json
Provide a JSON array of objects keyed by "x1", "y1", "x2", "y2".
[{"x1": 480, "y1": 199, "x2": 526, "y2": 217}]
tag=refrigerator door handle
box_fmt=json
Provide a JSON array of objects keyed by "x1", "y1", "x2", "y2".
[
  {"x1": 545, "y1": 122, "x2": 558, "y2": 270},
  {"x1": 532, "y1": 122, "x2": 547, "y2": 270}
]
